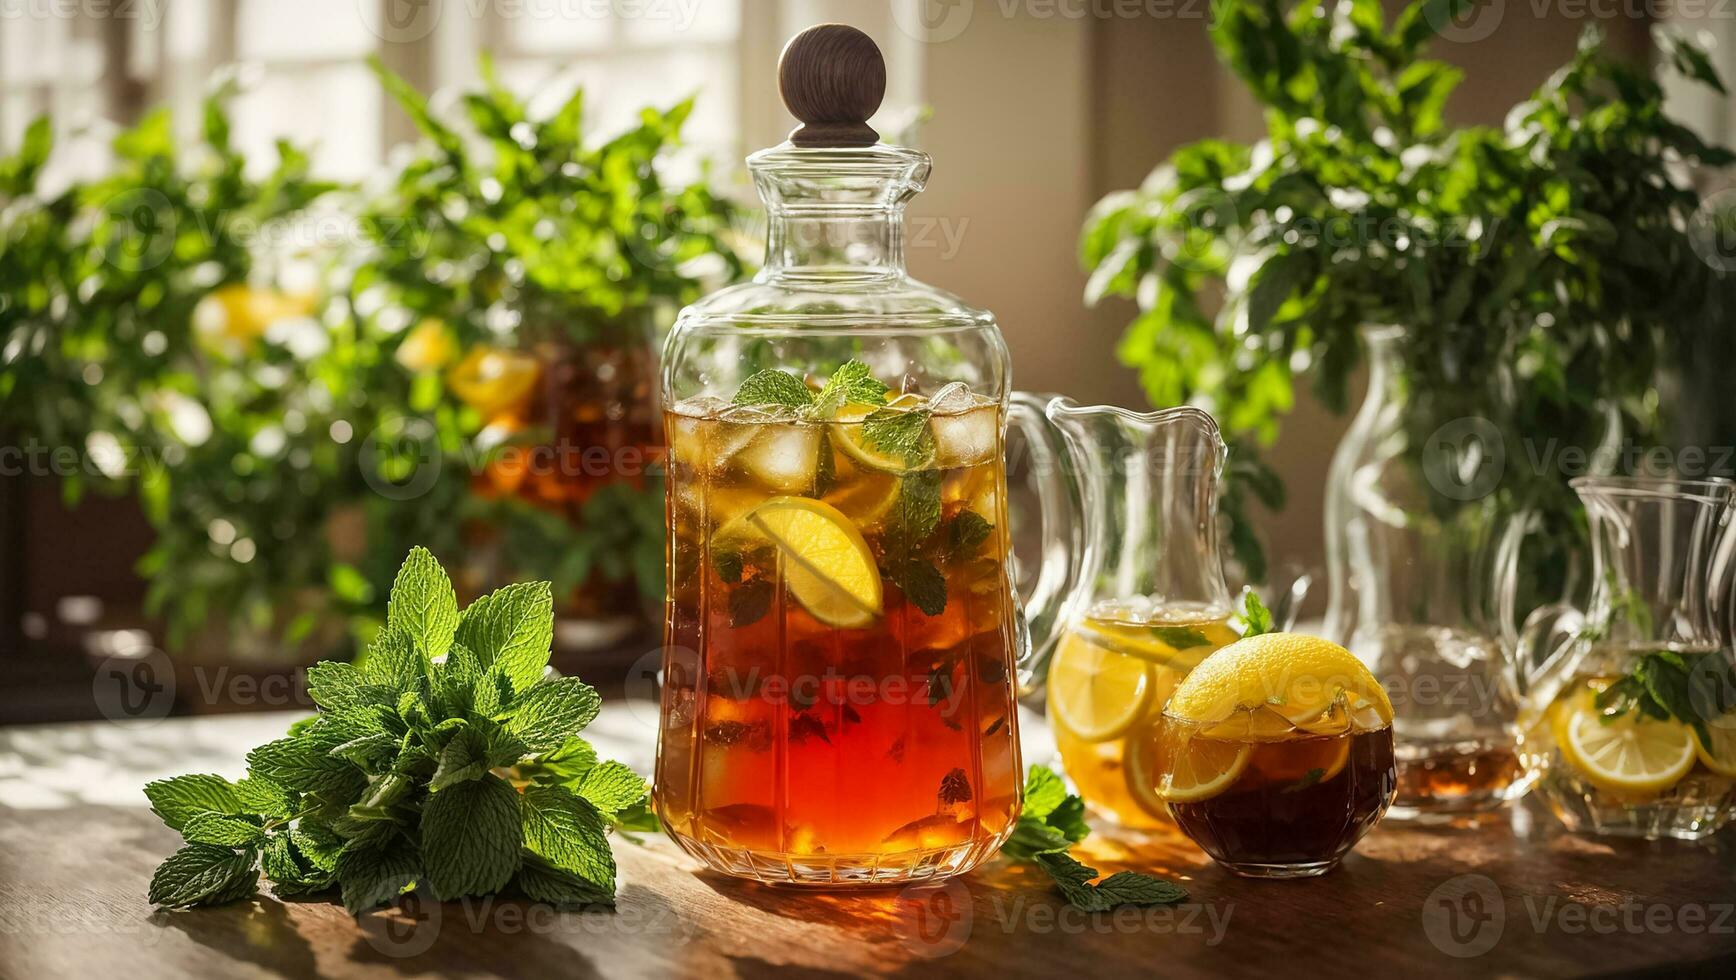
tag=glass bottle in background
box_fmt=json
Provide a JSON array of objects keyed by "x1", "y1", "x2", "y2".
[
  {"x1": 1518, "y1": 477, "x2": 1736, "y2": 840},
  {"x1": 1323, "y1": 324, "x2": 1537, "y2": 819}
]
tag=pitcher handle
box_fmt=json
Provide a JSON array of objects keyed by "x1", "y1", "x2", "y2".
[
  {"x1": 1008, "y1": 391, "x2": 1084, "y2": 694},
  {"x1": 1513, "y1": 601, "x2": 1583, "y2": 703}
]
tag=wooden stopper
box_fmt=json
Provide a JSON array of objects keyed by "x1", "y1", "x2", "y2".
[{"x1": 778, "y1": 24, "x2": 885, "y2": 148}]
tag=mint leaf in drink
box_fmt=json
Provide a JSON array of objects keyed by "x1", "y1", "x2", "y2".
[
  {"x1": 1152, "y1": 626, "x2": 1212, "y2": 650},
  {"x1": 1239, "y1": 588, "x2": 1274, "y2": 637},
  {"x1": 148, "y1": 843, "x2": 261, "y2": 908},
  {"x1": 944, "y1": 510, "x2": 993, "y2": 561},
  {"x1": 732, "y1": 368, "x2": 814, "y2": 409},
  {"x1": 811, "y1": 359, "x2": 890, "y2": 417},
  {"x1": 181, "y1": 812, "x2": 267, "y2": 848},
  {"x1": 728, "y1": 578, "x2": 774, "y2": 627},
  {"x1": 420, "y1": 774, "x2": 523, "y2": 899},
  {"x1": 387, "y1": 545, "x2": 459, "y2": 660},
  {"x1": 897, "y1": 559, "x2": 948, "y2": 616},
  {"x1": 520, "y1": 785, "x2": 616, "y2": 894},
  {"x1": 887, "y1": 469, "x2": 943, "y2": 554},
  {"x1": 455, "y1": 580, "x2": 555, "y2": 694},
  {"x1": 144, "y1": 774, "x2": 244, "y2": 830},
  {"x1": 862, "y1": 405, "x2": 934, "y2": 466}
]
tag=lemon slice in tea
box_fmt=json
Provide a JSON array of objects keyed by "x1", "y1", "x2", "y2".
[
  {"x1": 716, "y1": 496, "x2": 882, "y2": 629},
  {"x1": 1047, "y1": 631, "x2": 1155, "y2": 742},
  {"x1": 1560, "y1": 706, "x2": 1698, "y2": 796},
  {"x1": 1125, "y1": 725, "x2": 1252, "y2": 806}
]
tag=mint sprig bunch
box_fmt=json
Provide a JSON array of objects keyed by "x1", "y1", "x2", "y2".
[
  {"x1": 146, "y1": 547, "x2": 651, "y2": 911},
  {"x1": 1595, "y1": 650, "x2": 1736, "y2": 756},
  {"x1": 1003, "y1": 766, "x2": 1187, "y2": 912}
]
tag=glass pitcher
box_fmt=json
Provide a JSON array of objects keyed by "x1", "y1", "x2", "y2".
[
  {"x1": 653, "y1": 26, "x2": 1025, "y2": 885},
  {"x1": 1019, "y1": 397, "x2": 1241, "y2": 830},
  {"x1": 1516, "y1": 476, "x2": 1736, "y2": 840}
]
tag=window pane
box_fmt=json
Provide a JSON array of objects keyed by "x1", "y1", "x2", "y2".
[
  {"x1": 231, "y1": 63, "x2": 381, "y2": 180},
  {"x1": 237, "y1": 0, "x2": 376, "y2": 61}
]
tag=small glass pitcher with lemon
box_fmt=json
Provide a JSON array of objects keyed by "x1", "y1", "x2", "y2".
[
  {"x1": 1516, "y1": 476, "x2": 1736, "y2": 840},
  {"x1": 1026, "y1": 399, "x2": 1245, "y2": 829}
]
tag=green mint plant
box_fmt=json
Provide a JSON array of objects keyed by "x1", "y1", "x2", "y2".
[
  {"x1": 1003, "y1": 766, "x2": 1188, "y2": 911},
  {"x1": 145, "y1": 547, "x2": 651, "y2": 910},
  {"x1": 1083, "y1": 0, "x2": 1733, "y2": 591},
  {"x1": 1595, "y1": 650, "x2": 1736, "y2": 758}
]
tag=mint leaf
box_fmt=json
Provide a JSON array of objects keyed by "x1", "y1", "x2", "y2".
[
  {"x1": 387, "y1": 546, "x2": 459, "y2": 660},
  {"x1": 811, "y1": 359, "x2": 889, "y2": 417},
  {"x1": 182, "y1": 812, "x2": 267, "y2": 848},
  {"x1": 575, "y1": 761, "x2": 648, "y2": 816},
  {"x1": 455, "y1": 581, "x2": 554, "y2": 693},
  {"x1": 1240, "y1": 588, "x2": 1273, "y2": 637},
  {"x1": 896, "y1": 559, "x2": 948, "y2": 616},
  {"x1": 246, "y1": 732, "x2": 365, "y2": 798},
  {"x1": 292, "y1": 823, "x2": 344, "y2": 873},
  {"x1": 1034, "y1": 851, "x2": 1108, "y2": 911},
  {"x1": 336, "y1": 836, "x2": 420, "y2": 914},
  {"x1": 520, "y1": 785, "x2": 615, "y2": 894},
  {"x1": 728, "y1": 578, "x2": 774, "y2": 627},
  {"x1": 435, "y1": 642, "x2": 485, "y2": 717},
  {"x1": 234, "y1": 776, "x2": 294, "y2": 819},
  {"x1": 1044, "y1": 796, "x2": 1090, "y2": 844},
  {"x1": 144, "y1": 774, "x2": 242, "y2": 830},
  {"x1": 306, "y1": 661, "x2": 390, "y2": 714},
  {"x1": 359, "y1": 625, "x2": 429, "y2": 691},
  {"x1": 862, "y1": 407, "x2": 934, "y2": 465},
  {"x1": 428, "y1": 727, "x2": 490, "y2": 791},
  {"x1": 506, "y1": 677, "x2": 602, "y2": 752},
  {"x1": 944, "y1": 510, "x2": 993, "y2": 561},
  {"x1": 421, "y1": 775, "x2": 522, "y2": 899},
  {"x1": 732, "y1": 369, "x2": 814, "y2": 409},
  {"x1": 262, "y1": 833, "x2": 334, "y2": 896},
  {"x1": 513, "y1": 853, "x2": 614, "y2": 908},
  {"x1": 148, "y1": 843, "x2": 259, "y2": 908},
  {"x1": 1152, "y1": 626, "x2": 1212, "y2": 650},
  {"x1": 1021, "y1": 766, "x2": 1068, "y2": 821},
  {"x1": 887, "y1": 469, "x2": 943, "y2": 548},
  {"x1": 1093, "y1": 871, "x2": 1189, "y2": 907}
]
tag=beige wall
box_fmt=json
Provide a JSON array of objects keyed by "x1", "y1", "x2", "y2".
[{"x1": 762, "y1": 3, "x2": 1650, "y2": 578}]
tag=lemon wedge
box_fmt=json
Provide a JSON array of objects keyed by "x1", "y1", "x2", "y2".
[
  {"x1": 1164, "y1": 632, "x2": 1394, "y2": 739},
  {"x1": 447, "y1": 347, "x2": 541, "y2": 418},
  {"x1": 1560, "y1": 707, "x2": 1698, "y2": 796},
  {"x1": 1047, "y1": 631, "x2": 1155, "y2": 743},
  {"x1": 717, "y1": 496, "x2": 882, "y2": 629}
]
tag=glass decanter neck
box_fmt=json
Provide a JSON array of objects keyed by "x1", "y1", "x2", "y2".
[{"x1": 747, "y1": 143, "x2": 931, "y2": 284}]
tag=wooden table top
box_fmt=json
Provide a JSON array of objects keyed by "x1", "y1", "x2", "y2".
[{"x1": 2, "y1": 708, "x2": 1734, "y2": 979}]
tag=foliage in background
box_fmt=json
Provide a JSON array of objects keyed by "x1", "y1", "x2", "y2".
[
  {"x1": 145, "y1": 548, "x2": 654, "y2": 910},
  {"x1": 1082, "y1": 0, "x2": 1731, "y2": 589},
  {"x1": 0, "y1": 61, "x2": 746, "y2": 652}
]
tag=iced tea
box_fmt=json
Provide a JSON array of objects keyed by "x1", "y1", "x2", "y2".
[{"x1": 654, "y1": 379, "x2": 1023, "y2": 884}]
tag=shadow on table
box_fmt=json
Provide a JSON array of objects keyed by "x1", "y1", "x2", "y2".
[{"x1": 153, "y1": 896, "x2": 320, "y2": 979}]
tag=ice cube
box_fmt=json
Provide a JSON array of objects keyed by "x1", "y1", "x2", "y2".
[
  {"x1": 736, "y1": 424, "x2": 821, "y2": 492},
  {"x1": 931, "y1": 403, "x2": 998, "y2": 468},
  {"x1": 926, "y1": 382, "x2": 974, "y2": 414}
]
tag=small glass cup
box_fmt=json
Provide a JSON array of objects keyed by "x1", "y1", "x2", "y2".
[{"x1": 1145, "y1": 701, "x2": 1397, "y2": 878}]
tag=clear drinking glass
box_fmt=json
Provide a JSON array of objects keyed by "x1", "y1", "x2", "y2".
[
  {"x1": 1324, "y1": 324, "x2": 1539, "y2": 818},
  {"x1": 1517, "y1": 476, "x2": 1736, "y2": 840}
]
